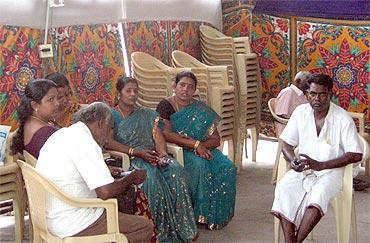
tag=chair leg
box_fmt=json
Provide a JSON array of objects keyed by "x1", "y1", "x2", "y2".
[
  {"x1": 13, "y1": 198, "x2": 24, "y2": 243},
  {"x1": 274, "y1": 217, "x2": 280, "y2": 243},
  {"x1": 271, "y1": 140, "x2": 283, "y2": 184},
  {"x1": 250, "y1": 128, "x2": 258, "y2": 162},
  {"x1": 351, "y1": 194, "x2": 358, "y2": 243},
  {"x1": 365, "y1": 157, "x2": 370, "y2": 177},
  {"x1": 333, "y1": 195, "x2": 351, "y2": 243}
]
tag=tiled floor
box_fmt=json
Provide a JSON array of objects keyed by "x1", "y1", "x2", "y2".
[{"x1": 1, "y1": 139, "x2": 369, "y2": 242}]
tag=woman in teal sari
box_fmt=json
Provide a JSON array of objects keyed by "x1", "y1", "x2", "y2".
[
  {"x1": 106, "y1": 77, "x2": 197, "y2": 243},
  {"x1": 156, "y1": 71, "x2": 236, "y2": 230}
]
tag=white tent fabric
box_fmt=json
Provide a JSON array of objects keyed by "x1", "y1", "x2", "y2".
[{"x1": 0, "y1": 0, "x2": 221, "y2": 29}]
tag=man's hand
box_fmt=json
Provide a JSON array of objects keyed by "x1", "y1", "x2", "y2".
[
  {"x1": 299, "y1": 154, "x2": 325, "y2": 171},
  {"x1": 129, "y1": 169, "x2": 147, "y2": 185},
  {"x1": 108, "y1": 165, "x2": 123, "y2": 177},
  {"x1": 136, "y1": 150, "x2": 159, "y2": 164},
  {"x1": 195, "y1": 143, "x2": 212, "y2": 160}
]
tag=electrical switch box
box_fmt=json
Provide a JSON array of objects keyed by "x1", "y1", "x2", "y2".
[{"x1": 39, "y1": 44, "x2": 53, "y2": 58}]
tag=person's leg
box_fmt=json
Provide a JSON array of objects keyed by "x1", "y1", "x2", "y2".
[
  {"x1": 280, "y1": 217, "x2": 297, "y2": 243},
  {"x1": 296, "y1": 206, "x2": 322, "y2": 243},
  {"x1": 74, "y1": 211, "x2": 153, "y2": 243},
  {"x1": 117, "y1": 213, "x2": 153, "y2": 243}
]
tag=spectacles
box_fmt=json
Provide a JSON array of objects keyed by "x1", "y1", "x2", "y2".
[{"x1": 307, "y1": 91, "x2": 328, "y2": 99}]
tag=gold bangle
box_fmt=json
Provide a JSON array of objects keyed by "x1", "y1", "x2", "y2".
[
  {"x1": 128, "y1": 148, "x2": 134, "y2": 157},
  {"x1": 131, "y1": 148, "x2": 135, "y2": 157},
  {"x1": 194, "y1": 140, "x2": 200, "y2": 150}
]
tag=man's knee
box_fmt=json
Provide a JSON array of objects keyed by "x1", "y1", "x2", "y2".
[{"x1": 118, "y1": 214, "x2": 153, "y2": 242}]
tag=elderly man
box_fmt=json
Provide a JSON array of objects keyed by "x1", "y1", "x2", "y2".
[
  {"x1": 271, "y1": 74, "x2": 362, "y2": 243},
  {"x1": 274, "y1": 71, "x2": 311, "y2": 136},
  {"x1": 36, "y1": 102, "x2": 153, "y2": 242}
]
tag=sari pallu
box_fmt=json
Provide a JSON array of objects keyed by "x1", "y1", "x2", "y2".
[
  {"x1": 111, "y1": 107, "x2": 197, "y2": 243},
  {"x1": 170, "y1": 101, "x2": 236, "y2": 230}
]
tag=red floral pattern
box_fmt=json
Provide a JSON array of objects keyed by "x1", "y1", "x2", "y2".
[
  {"x1": 0, "y1": 28, "x2": 42, "y2": 127},
  {"x1": 311, "y1": 39, "x2": 369, "y2": 109}
]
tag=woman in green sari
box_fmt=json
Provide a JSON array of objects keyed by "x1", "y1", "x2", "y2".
[
  {"x1": 156, "y1": 71, "x2": 236, "y2": 230},
  {"x1": 106, "y1": 77, "x2": 197, "y2": 243}
]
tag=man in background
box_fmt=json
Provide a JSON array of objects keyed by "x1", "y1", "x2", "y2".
[{"x1": 274, "y1": 71, "x2": 311, "y2": 136}]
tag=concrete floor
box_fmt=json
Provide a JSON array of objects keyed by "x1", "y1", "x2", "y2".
[{"x1": 1, "y1": 139, "x2": 369, "y2": 242}]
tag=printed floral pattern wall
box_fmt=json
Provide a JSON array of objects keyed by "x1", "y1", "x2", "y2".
[
  {"x1": 123, "y1": 21, "x2": 205, "y2": 67},
  {"x1": 0, "y1": 26, "x2": 44, "y2": 128},
  {"x1": 223, "y1": 9, "x2": 370, "y2": 136},
  {"x1": 296, "y1": 18, "x2": 369, "y2": 119},
  {"x1": 51, "y1": 24, "x2": 125, "y2": 106}
]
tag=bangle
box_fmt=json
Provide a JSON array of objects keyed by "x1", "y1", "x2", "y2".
[
  {"x1": 194, "y1": 140, "x2": 200, "y2": 150},
  {"x1": 128, "y1": 148, "x2": 134, "y2": 157}
]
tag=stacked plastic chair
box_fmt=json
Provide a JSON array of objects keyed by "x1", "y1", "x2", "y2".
[
  {"x1": 131, "y1": 52, "x2": 190, "y2": 109},
  {"x1": 200, "y1": 25, "x2": 261, "y2": 169},
  {"x1": 172, "y1": 50, "x2": 236, "y2": 161}
]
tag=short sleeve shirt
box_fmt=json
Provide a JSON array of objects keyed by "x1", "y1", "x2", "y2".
[
  {"x1": 36, "y1": 122, "x2": 114, "y2": 238},
  {"x1": 280, "y1": 102, "x2": 362, "y2": 174}
]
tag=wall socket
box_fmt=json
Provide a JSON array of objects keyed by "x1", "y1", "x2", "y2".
[{"x1": 39, "y1": 44, "x2": 53, "y2": 58}]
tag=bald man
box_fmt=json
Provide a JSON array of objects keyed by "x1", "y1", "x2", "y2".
[{"x1": 274, "y1": 71, "x2": 311, "y2": 136}]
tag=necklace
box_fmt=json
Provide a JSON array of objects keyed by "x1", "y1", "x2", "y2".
[
  {"x1": 30, "y1": 115, "x2": 50, "y2": 125},
  {"x1": 174, "y1": 97, "x2": 191, "y2": 112},
  {"x1": 117, "y1": 104, "x2": 135, "y2": 118}
]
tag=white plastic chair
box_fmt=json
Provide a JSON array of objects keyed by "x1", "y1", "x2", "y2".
[{"x1": 274, "y1": 134, "x2": 369, "y2": 243}]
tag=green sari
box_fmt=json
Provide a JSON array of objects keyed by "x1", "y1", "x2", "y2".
[
  {"x1": 112, "y1": 107, "x2": 197, "y2": 243},
  {"x1": 170, "y1": 101, "x2": 236, "y2": 230}
]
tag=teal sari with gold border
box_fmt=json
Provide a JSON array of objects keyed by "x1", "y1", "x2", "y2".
[
  {"x1": 170, "y1": 101, "x2": 236, "y2": 230},
  {"x1": 112, "y1": 107, "x2": 197, "y2": 242}
]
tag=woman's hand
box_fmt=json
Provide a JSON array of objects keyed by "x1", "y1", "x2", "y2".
[
  {"x1": 195, "y1": 143, "x2": 212, "y2": 160},
  {"x1": 108, "y1": 165, "x2": 123, "y2": 177},
  {"x1": 135, "y1": 149, "x2": 159, "y2": 164}
]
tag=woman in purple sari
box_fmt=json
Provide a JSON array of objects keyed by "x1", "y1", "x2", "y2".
[{"x1": 11, "y1": 79, "x2": 59, "y2": 158}]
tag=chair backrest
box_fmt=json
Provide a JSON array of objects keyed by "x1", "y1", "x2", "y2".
[
  {"x1": 23, "y1": 150, "x2": 37, "y2": 167},
  {"x1": 268, "y1": 98, "x2": 289, "y2": 125},
  {"x1": 16, "y1": 160, "x2": 51, "y2": 237}
]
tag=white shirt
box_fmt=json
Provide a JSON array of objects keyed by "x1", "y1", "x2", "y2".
[
  {"x1": 36, "y1": 122, "x2": 114, "y2": 238},
  {"x1": 280, "y1": 102, "x2": 362, "y2": 176}
]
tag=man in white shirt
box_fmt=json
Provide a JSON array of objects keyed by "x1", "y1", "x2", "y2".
[
  {"x1": 37, "y1": 102, "x2": 153, "y2": 242},
  {"x1": 271, "y1": 74, "x2": 363, "y2": 243},
  {"x1": 274, "y1": 71, "x2": 311, "y2": 136}
]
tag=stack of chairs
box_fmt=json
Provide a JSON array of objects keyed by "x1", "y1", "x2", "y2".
[
  {"x1": 131, "y1": 52, "x2": 190, "y2": 109},
  {"x1": 172, "y1": 50, "x2": 236, "y2": 161},
  {"x1": 236, "y1": 53, "x2": 261, "y2": 163},
  {"x1": 199, "y1": 25, "x2": 261, "y2": 169}
]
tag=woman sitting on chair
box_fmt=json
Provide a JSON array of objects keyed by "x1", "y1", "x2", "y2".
[
  {"x1": 11, "y1": 79, "x2": 59, "y2": 159},
  {"x1": 45, "y1": 72, "x2": 81, "y2": 127},
  {"x1": 156, "y1": 71, "x2": 237, "y2": 230},
  {"x1": 106, "y1": 77, "x2": 198, "y2": 242}
]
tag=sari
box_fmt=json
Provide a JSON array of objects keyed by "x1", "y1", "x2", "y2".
[
  {"x1": 168, "y1": 100, "x2": 236, "y2": 230},
  {"x1": 112, "y1": 107, "x2": 197, "y2": 243}
]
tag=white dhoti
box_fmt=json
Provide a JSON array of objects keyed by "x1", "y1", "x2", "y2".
[{"x1": 271, "y1": 168, "x2": 343, "y2": 229}]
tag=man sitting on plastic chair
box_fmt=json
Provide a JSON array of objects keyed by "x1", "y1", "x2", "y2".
[
  {"x1": 36, "y1": 102, "x2": 153, "y2": 242},
  {"x1": 271, "y1": 74, "x2": 363, "y2": 243}
]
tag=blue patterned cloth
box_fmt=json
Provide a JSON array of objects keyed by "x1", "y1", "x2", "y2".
[
  {"x1": 112, "y1": 107, "x2": 197, "y2": 242},
  {"x1": 170, "y1": 101, "x2": 236, "y2": 229}
]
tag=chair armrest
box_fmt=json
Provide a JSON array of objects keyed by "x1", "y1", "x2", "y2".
[
  {"x1": 167, "y1": 143, "x2": 184, "y2": 166},
  {"x1": 105, "y1": 150, "x2": 131, "y2": 171}
]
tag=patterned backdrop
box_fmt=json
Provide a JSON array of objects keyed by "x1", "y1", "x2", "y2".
[
  {"x1": 296, "y1": 18, "x2": 369, "y2": 122},
  {"x1": 51, "y1": 24, "x2": 125, "y2": 106},
  {"x1": 224, "y1": 13, "x2": 291, "y2": 136},
  {"x1": 123, "y1": 21, "x2": 205, "y2": 67},
  {"x1": 0, "y1": 26, "x2": 44, "y2": 128},
  {"x1": 223, "y1": 8, "x2": 370, "y2": 136}
]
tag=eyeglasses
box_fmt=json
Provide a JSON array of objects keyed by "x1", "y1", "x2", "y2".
[{"x1": 307, "y1": 91, "x2": 328, "y2": 99}]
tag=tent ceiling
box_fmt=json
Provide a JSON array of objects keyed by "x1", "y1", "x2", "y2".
[{"x1": 0, "y1": 0, "x2": 222, "y2": 29}]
